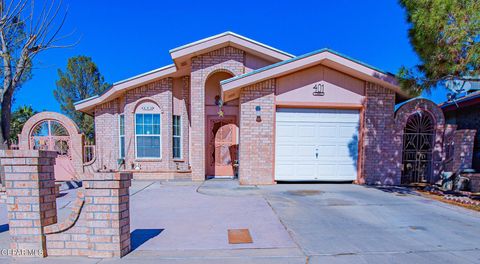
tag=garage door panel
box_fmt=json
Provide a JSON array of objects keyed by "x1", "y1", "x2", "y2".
[
  {"x1": 276, "y1": 124, "x2": 296, "y2": 137},
  {"x1": 297, "y1": 125, "x2": 315, "y2": 137},
  {"x1": 316, "y1": 165, "x2": 337, "y2": 176},
  {"x1": 337, "y1": 145, "x2": 357, "y2": 159},
  {"x1": 338, "y1": 125, "x2": 359, "y2": 138},
  {"x1": 317, "y1": 145, "x2": 337, "y2": 157},
  {"x1": 275, "y1": 108, "x2": 359, "y2": 181},
  {"x1": 317, "y1": 126, "x2": 337, "y2": 138},
  {"x1": 275, "y1": 164, "x2": 317, "y2": 180},
  {"x1": 337, "y1": 165, "x2": 358, "y2": 177}
]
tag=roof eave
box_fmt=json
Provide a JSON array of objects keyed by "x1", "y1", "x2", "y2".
[
  {"x1": 74, "y1": 64, "x2": 177, "y2": 113},
  {"x1": 221, "y1": 50, "x2": 410, "y2": 101},
  {"x1": 169, "y1": 32, "x2": 294, "y2": 63}
]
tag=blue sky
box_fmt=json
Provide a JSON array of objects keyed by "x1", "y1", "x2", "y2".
[{"x1": 15, "y1": 0, "x2": 447, "y2": 112}]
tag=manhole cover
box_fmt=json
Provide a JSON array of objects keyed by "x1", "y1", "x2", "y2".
[
  {"x1": 228, "y1": 229, "x2": 253, "y2": 244},
  {"x1": 286, "y1": 190, "x2": 322, "y2": 196}
]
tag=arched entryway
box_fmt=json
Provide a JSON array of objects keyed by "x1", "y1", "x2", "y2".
[
  {"x1": 204, "y1": 71, "x2": 239, "y2": 178},
  {"x1": 18, "y1": 112, "x2": 84, "y2": 181},
  {"x1": 395, "y1": 98, "x2": 446, "y2": 185},
  {"x1": 30, "y1": 120, "x2": 75, "y2": 181},
  {"x1": 401, "y1": 111, "x2": 435, "y2": 184}
]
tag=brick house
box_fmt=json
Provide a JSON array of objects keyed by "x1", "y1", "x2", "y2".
[
  {"x1": 75, "y1": 32, "x2": 464, "y2": 185},
  {"x1": 440, "y1": 90, "x2": 480, "y2": 171}
]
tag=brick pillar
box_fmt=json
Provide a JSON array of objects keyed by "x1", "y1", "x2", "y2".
[
  {"x1": 452, "y1": 129, "x2": 477, "y2": 172},
  {"x1": 363, "y1": 82, "x2": 397, "y2": 185},
  {"x1": 83, "y1": 172, "x2": 132, "y2": 258},
  {"x1": 0, "y1": 150, "x2": 57, "y2": 257},
  {"x1": 239, "y1": 80, "x2": 276, "y2": 185}
]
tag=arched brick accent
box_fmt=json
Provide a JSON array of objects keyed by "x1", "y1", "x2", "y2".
[
  {"x1": 394, "y1": 98, "x2": 446, "y2": 183},
  {"x1": 18, "y1": 111, "x2": 84, "y2": 179},
  {"x1": 190, "y1": 46, "x2": 246, "y2": 181},
  {"x1": 395, "y1": 98, "x2": 445, "y2": 129}
]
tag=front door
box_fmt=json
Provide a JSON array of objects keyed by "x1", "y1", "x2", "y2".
[{"x1": 206, "y1": 117, "x2": 238, "y2": 177}]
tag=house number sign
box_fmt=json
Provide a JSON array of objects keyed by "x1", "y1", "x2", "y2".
[{"x1": 313, "y1": 83, "x2": 325, "y2": 96}]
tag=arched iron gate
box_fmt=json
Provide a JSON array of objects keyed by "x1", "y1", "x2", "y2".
[{"x1": 401, "y1": 112, "x2": 435, "y2": 184}]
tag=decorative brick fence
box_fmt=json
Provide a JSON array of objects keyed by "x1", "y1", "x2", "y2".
[{"x1": 0, "y1": 150, "x2": 132, "y2": 258}]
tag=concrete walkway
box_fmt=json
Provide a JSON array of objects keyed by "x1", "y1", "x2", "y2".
[{"x1": 1, "y1": 180, "x2": 480, "y2": 263}]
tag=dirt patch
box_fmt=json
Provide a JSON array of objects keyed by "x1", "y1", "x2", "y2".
[{"x1": 286, "y1": 190, "x2": 322, "y2": 196}]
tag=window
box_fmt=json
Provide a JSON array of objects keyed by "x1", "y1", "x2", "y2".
[
  {"x1": 119, "y1": 114, "x2": 125, "y2": 158},
  {"x1": 173, "y1": 115, "x2": 182, "y2": 159},
  {"x1": 135, "y1": 113, "x2": 161, "y2": 158}
]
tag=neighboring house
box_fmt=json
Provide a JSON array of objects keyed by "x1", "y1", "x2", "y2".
[
  {"x1": 75, "y1": 32, "x2": 467, "y2": 185},
  {"x1": 440, "y1": 90, "x2": 480, "y2": 171}
]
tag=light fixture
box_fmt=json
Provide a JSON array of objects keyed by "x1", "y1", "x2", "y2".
[{"x1": 255, "y1": 106, "x2": 261, "y2": 122}]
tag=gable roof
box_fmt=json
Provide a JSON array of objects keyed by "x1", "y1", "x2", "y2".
[
  {"x1": 74, "y1": 64, "x2": 177, "y2": 114},
  {"x1": 221, "y1": 48, "x2": 411, "y2": 101},
  {"x1": 169, "y1": 32, "x2": 294, "y2": 67},
  {"x1": 75, "y1": 32, "x2": 293, "y2": 114}
]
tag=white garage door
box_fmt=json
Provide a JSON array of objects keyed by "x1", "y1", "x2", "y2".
[{"x1": 275, "y1": 108, "x2": 360, "y2": 181}]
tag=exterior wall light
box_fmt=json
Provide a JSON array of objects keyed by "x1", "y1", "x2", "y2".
[{"x1": 255, "y1": 105, "x2": 262, "y2": 122}]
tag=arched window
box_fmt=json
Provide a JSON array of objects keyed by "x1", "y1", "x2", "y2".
[{"x1": 135, "y1": 101, "x2": 161, "y2": 159}]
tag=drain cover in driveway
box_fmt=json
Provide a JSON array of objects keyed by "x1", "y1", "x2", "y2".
[{"x1": 228, "y1": 229, "x2": 253, "y2": 244}]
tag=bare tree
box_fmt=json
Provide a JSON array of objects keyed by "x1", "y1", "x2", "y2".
[{"x1": 0, "y1": 0, "x2": 70, "y2": 148}]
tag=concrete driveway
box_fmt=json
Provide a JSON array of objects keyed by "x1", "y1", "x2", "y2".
[
  {"x1": 260, "y1": 183, "x2": 480, "y2": 263},
  {"x1": 1, "y1": 180, "x2": 480, "y2": 263}
]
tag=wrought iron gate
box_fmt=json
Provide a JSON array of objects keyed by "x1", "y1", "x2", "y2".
[{"x1": 401, "y1": 112, "x2": 435, "y2": 184}]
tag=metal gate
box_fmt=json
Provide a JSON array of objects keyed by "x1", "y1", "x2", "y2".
[
  {"x1": 401, "y1": 112, "x2": 435, "y2": 184},
  {"x1": 30, "y1": 120, "x2": 75, "y2": 181}
]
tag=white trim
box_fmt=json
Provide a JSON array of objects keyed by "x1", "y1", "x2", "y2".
[
  {"x1": 75, "y1": 65, "x2": 177, "y2": 113},
  {"x1": 221, "y1": 50, "x2": 409, "y2": 100},
  {"x1": 172, "y1": 115, "x2": 182, "y2": 159},
  {"x1": 118, "y1": 114, "x2": 125, "y2": 159},
  {"x1": 169, "y1": 31, "x2": 294, "y2": 59},
  {"x1": 134, "y1": 113, "x2": 162, "y2": 160}
]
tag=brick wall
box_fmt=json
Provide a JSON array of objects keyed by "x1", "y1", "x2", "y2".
[
  {"x1": 0, "y1": 150, "x2": 57, "y2": 257},
  {"x1": 180, "y1": 76, "x2": 191, "y2": 170},
  {"x1": 92, "y1": 77, "x2": 193, "y2": 180},
  {"x1": 443, "y1": 124, "x2": 458, "y2": 172},
  {"x1": 362, "y1": 82, "x2": 398, "y2": 185},
  {"x1": 124, "y1": 78, "x2": 174, "y2": 172},
  {"x1": 239, "y1": 79, "x2": 276, "y2": 185},
  {"x1": 445, "y1": 105, "x2": 480, "y2": 171},
  {"x1": 44, "y1": 172, "x2": 132, "y2": 258},
  {"x1": 190, "y1": 47, "x2": 245, "y2": 181},
  {"x1": 0, "y1": 149, "x2": 133, "y2": 258},
  {"x1": 94, "y1": 99, "x2": 122, "y2": 171},
  {"x1": 452, "y1": 129, "x2": 477, "y2": 172}
]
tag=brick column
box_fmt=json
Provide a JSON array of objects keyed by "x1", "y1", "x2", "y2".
[
  {"x1": 452, "y1": 129, "x2": 477, "y2": 172},
  {"x1": 83, "y1": 172, "x2": 132, "y2": 258},
  {"x1": 239, "y1": 80, "x2": 276, "y2": 185},
  {"x1": 0, "y1": 150, "x2": 57, "y2": 257},
  {"x1": 363, "y1": 82, "x2": 397, "y2": 185}
]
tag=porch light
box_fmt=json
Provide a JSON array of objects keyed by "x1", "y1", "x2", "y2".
[{"x1": 256, "y1": 106, "x2": 261, "y2": 122}]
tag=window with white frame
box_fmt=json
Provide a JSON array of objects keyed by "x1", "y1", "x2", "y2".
[
  {"x1": 173, "y1": 115, "x2": 182, "y2": 159},
  {"x1": 119, "y1": 114, "x2": 125, "y2": 158},
  {"x1": 135, "y1": 102, "x2": 161, "y2": 159}
]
